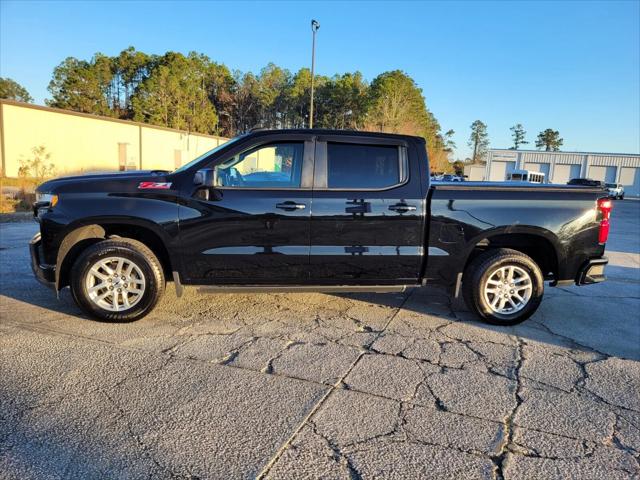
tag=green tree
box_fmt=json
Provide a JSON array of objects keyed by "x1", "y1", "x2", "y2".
[
  {"x1": 510, "y1": 123, "x2": 528, "y2": 150},
  {"x1": 365, "y1": 70, "x2": 448, "y2": 172},
  {"x1": 231, "y1": 71, "x2": 261, "y2": 133},
  {"x1": 468, "y1": 120, "x2": 489, "y2": 163},
  {"x1": 442, "y1": 129, "x2": 456, "y2": 153},
  {"x1": 0, "y1": 77, "x2": 33, "y2": 102},
  {"x1": 205, "y1": 62, "x2": 236, "y2": 136},
  {"x1": 131, "y1": 52, "x2": 218, "y2": 134},
  {"x1": 47, "y1": 56, "x2": 113, "y2": 115},
  {"x1": 366, "y1": 71, "x2": 425, "y2": 134},
  {"x1": 115, "y1": 47, "x2": 154, "y2": 117},
  {"x1": 535, "y1": 128, "x2": 563, "y2": 151},
  {"x1": 285, "y1": 68, "x2": 312, "y2": 128},
  {"x1": 317, "y1": 72, "x2": 369, "y2": 129},
  {"x1": 452, "y1": 160, "x2": 465, "y2": 176},
  {"x1": 366, "y1": 71, "x2": 443, "y2": 144},
  {"x1": 42, "y1": 49, "x2": 454, "y2": 147},
  {"x1": 255, "y1": 63, "x2": 291, "y2": 128}
]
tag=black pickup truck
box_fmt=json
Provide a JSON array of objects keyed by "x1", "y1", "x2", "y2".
[{"x1": 30, "y1": 129, "x2": 611, "y2": 325}]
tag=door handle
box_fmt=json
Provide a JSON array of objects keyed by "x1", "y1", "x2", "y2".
[
  {"x1": 276, "y1": 201, "x2": 306, "y2": 211},
  {"x1": 388, "y1": 203, "x2": 417, "y2": 213}
]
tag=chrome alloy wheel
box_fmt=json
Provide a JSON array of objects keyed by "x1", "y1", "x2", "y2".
[
  {"x1": 483, "y1": 265, "x2": 533, "y2": 315},
  {"x1": 85, "y1": 257, "x2": 146, "y2": 312}
]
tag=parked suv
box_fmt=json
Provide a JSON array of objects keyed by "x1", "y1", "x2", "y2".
[
  {"x1": 568, "y1": 178, "x2": 604, "y2": 188},
  {"x1": 605, "y1": 183, "x2": 625, "y2": 200}
]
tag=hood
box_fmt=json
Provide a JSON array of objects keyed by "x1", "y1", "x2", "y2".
[{"x1": 37, "y1": 170, "x2": 173, "y2": 194}]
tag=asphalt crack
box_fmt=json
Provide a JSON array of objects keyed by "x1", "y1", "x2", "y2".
[{"x1": 491, "y1": 336, "x2": 525, "y2": 480}]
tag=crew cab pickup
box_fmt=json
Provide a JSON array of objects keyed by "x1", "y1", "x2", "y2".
[{"x1": 30, "y1": 129, "x2": 611, "y2": 325}]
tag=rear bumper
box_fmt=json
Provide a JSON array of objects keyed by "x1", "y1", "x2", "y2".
[
  {"x1": 29, "y1": 233, "x2": 55, "y2": 288},
  {"x1": 576, "y1": 257, "x2": 608, "y2": 285}
]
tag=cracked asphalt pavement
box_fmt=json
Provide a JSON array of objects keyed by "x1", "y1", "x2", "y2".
[{"x1": 1, "y1": 201, "x2": 639, "y2": 479}]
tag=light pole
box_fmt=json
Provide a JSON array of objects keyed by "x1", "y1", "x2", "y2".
[{"x1": 309, "y1": 19, "x2": 320, "y2": 128}]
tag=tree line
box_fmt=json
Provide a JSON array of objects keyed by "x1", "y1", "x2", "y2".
[
  {"x1": 0, "y1": 47, "x2": 450, "y2": 171},
  {"x1": 467, "y1": 121, "x2": 564, "y2": 164},
  {"x1": 1, "y1": 47, "x2": 566, "y2": 173}
]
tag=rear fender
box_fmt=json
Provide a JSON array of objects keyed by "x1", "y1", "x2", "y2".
[{"x1": 461, "y1": 225, "x2": 563, "y2": 277}]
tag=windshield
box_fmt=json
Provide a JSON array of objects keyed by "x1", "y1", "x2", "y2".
[{"x1": 172, "y1": 135, "x2": 243, "y2": 174}]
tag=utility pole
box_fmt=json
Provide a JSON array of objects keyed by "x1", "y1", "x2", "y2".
[{"x1": 309, "y1": 19, "x2": 320, "y2": 128}]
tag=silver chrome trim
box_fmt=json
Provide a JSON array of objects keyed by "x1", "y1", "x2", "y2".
[{"x1": 197, "y1": 285, "x2": 414, "y2": 294}]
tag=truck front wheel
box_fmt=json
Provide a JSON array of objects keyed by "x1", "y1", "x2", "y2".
[
  {"x1": 462, "y1": 248, "x2": 544, "y2": 325},
  {"x1": 70, "y1": 238, "x2": 165, "y2": 322}
]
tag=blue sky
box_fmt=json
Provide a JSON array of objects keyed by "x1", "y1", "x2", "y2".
[{"x1": 1, "y1": 0, "x2": 639, "y2": 158}]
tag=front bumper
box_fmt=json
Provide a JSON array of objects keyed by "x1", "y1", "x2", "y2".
[
  {"x1": 576, "y1": 257, "x2": 608, "y2": 285},
  {"x1": 29, "y1": 233, "x2": 55, "y2": 288}
]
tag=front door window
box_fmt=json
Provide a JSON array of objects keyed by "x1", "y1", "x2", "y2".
[{"x1": 215, "y1": 142, "x2": 304, "y2": 188}]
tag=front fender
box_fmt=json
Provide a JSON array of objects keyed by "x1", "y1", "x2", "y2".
[{"x1": 53, "y1": 215, "x2": 178, "y2": 291}]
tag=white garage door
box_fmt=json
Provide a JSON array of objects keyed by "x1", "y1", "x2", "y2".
[
  {"x1": 589, "y1": 165, "x2": 617, "y2": 183},
  {"x1": 552, "y1": 164, "x2": 581, "y2": 184},
  {"x1": 524, "y1": 163, "x2": 550, "y2": 183},
  {"x1": 589, "y1": 166, "x2": 606, "y2": 181},
  {"x1": 620, "y1": 167, "x2": 640, "y2": 197},
  {"x1": 489, "y1": 161, "x2": 516, "y2": 182}
]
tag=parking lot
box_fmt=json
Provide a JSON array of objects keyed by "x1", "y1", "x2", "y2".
[{"x1": 1, "y1": 201, "x2": 639, "y2": 479}]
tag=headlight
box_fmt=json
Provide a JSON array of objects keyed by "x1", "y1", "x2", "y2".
[{"x1": 36, "y1": 193, "x2": 58, "y2": 207}]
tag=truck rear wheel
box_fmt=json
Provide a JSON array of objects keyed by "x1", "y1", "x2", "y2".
[
  {"x1": 70, "y1": 238, "x2": 165, "y2": 322},
  {"x1": 462, "y1": 248, "x2": 544, "y2": 325}
]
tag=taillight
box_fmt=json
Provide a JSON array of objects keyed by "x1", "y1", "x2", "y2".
[{"x1": 597, "y1": 197, "x2": 612, "y2": 244}]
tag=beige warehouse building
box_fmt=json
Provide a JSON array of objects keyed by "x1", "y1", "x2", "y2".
[
  {"x1": 0, "y1": 99, "x2": 228, "y2": 178},
  {"x1": 484, "y1": 148, "x2": 640, "y2": 197}
]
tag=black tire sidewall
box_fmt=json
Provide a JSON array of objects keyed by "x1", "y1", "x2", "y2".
[
  {"x1": 466, "y1": 250, "x2": 544, "y2": 325},
  {"x1": 71, "y1": 242, "x2": 163, "y2": 322}
]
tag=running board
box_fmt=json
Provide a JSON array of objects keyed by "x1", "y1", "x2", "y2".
[{"x1": 197, "y1": 285, "x2": 413, "y2": 294}]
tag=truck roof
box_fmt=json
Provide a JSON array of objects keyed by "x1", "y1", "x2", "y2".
[{"x1": 246, "y1": 128, "x2": 426, "y2": 143}]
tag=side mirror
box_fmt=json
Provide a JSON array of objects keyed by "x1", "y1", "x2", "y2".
[{"x1": 194, "y1": 168, "x2": 216, "y2": 187}]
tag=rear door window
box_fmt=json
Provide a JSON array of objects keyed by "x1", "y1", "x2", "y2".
[{"x1": 326, "y1": 143, "x2": 404, "y2": 189}]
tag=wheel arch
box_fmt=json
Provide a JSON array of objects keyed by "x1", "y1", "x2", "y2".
[
  {"x1": 56, "y1": 219, "x2": 174, "y2": 290},
  {"x1": 461, "y1": 226, "x2": 562, "y2": 281}
]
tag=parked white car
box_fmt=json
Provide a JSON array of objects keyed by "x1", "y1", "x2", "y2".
[{"x1": 606, "y1": 183, "x2": 625, "y2": 199}]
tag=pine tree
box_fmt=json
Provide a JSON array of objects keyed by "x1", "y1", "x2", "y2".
[
  {"x1": 535, "y1": 129, "x2": 563, "y2": 151},
  {"x1": 0, "y1": 77, "x2": 33, "y2": 102},
  {"x1": 468, "y1": 120, "x2": 489, "y2": 163},
  {"x1": 510, "y1": 124, "x2": 528, "y2": 150}
]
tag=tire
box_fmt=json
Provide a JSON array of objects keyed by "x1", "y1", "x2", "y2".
[
  {"x1": 462, "y1": 248, "x2": 544, "y2": 326},
  {"x1": 70, "y1": 238, "x2": 165, "y2": 322}
]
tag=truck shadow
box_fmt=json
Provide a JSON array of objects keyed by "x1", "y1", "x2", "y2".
[
  {"x1": 332, "y1": 272, "x2": 640, "y2": 361},
  {"x1": 2, "y1": 269, "x2": 639, "y2": 361}
]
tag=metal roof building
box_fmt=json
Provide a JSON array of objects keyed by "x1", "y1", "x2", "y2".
[{"x1": 484, "y1": 149, "x2": 640, "y2": 197}]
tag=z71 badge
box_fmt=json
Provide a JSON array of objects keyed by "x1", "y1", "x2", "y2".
[{"x1": 138, "y1": 182, "x2": 172, "y2": 189}]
